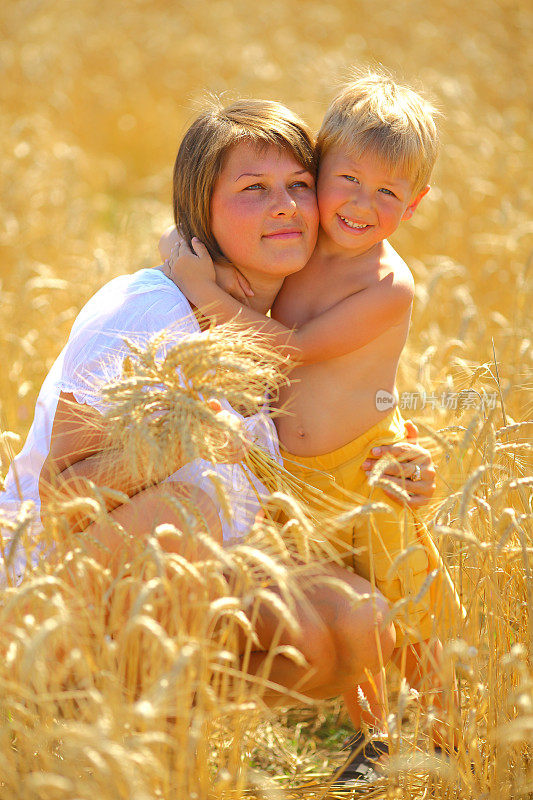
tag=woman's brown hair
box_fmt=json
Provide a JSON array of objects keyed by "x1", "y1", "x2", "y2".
[{"x1": 172, "y1": 98, "x2": 315, "y2": 262}]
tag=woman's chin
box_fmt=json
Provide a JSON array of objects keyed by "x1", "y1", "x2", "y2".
[
  {"x1": 264, "y1": 249, "x2": 312, "y2": 277},
  {"x1": 239, "y1": 255, "x2": 308, "y2": 284},
  {"x1": 259, "y1": 260, "x2": 307, "y2": 280}
]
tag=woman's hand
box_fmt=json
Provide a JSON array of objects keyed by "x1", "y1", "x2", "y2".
[
  {"x1": 202, "y1": 399, "x2": 250, "y2": 464},
  {"x1": 361, "y1": 423, "x2": 436, "y2": 509}
]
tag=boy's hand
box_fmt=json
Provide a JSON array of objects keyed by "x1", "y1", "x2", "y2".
[
  {"x1": 168, "y1": 237, "x2": 215, "y2": 291},
  {"x1": 362, "y1": 440, "x2": 436, "y2": 509},
  {"x1": 158, "y1": 225, "x2": 180, "y2": 261},
  {"x1": 215, "y1": 263, "x2": 254, "y2": 305},
  {"x1": 163, "y1": 233, "x2": 254, "y2": 305}
]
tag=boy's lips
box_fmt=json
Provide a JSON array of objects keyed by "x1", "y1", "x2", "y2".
[
  {"x1": 337, "y1": 214, "x2": 372, "y2": 233},
  {"x1": 263, "y1": 228, "x2": 303, "y2": 240}
]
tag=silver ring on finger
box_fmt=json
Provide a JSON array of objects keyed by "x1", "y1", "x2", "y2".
[{"x1": 411, "y1": 464, "x2": 422, "y2": 482}]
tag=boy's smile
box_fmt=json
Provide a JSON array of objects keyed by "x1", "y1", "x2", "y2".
[
  {"x1": 338, "y1": 215, "x2": 373, "y2": 234},
  {"x1": 316, "y1": 146, "x2": 429, "y2": 256}
]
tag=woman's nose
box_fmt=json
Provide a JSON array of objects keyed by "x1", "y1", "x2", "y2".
[{"x1": 270, "y1": 187, "x2": 297, "y2": 216}]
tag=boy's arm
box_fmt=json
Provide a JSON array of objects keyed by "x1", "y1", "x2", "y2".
[
  {"x1": 169, "y1": 239, "x2": 413, "y2": 364},
  {"x1": 289, "y1": 272, "x2": 414, "y2": 362}
]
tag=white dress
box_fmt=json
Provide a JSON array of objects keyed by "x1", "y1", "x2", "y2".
[{"x1": 1, "y1": 269, "x2": 281, "y2": 582}]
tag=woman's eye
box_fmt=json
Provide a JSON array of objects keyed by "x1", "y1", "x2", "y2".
[
  {"x1": 291, "y1": 180, "x2": 311, "y2": 189},
  {"x1": 243, "y1": 183, "x2": 263, "y2": 191}
]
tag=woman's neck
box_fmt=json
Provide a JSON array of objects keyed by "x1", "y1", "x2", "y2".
[
  {"x1": 247, "y1": 281, "x2": 283, "y2": 315},
  {"x1": 215, "y1": 266, "x2": 283, "y2": 315}
]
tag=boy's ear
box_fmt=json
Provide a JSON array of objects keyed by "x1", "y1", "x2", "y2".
[{"x1": 402, "y1": 185, "x2": 430, "y2": 221}]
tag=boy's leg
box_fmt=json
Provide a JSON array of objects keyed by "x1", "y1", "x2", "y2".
[
  {"x1": 342, "y1": 672, "x2": 386, "y2": 732},
  {"x1": 393, "y1": 638, "x2": 458, "y2": 750},
  {"x1": 238, "y1": 564, "x2": 396, "y2": 704}
]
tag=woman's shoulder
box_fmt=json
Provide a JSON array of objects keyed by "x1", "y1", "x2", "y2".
[
  {"x1": 71, "y1": 268, "x2": 198, "y2": 338},
  {"x1": 61, "y1": 268, "x2": 199, "y2": 385},
  {"x1": 78, "y1": 267, "x2": 186, "y2": 313}
]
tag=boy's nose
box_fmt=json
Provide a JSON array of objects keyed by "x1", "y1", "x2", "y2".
[{"x1": 351, "y1": 186, "x2": 372, "y2": 211}]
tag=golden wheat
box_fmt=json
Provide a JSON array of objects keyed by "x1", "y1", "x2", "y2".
[{"x1": 1, "y1": 0, "x2": 532, "y2": 797}]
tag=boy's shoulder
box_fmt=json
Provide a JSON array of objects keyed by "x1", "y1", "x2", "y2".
[
  {"x1": 367, "y1": 242, "x2": 415, "y2": 320},
  {"x1": 378, "y1": 240, "x2": 415, "y2": 292},
  {"x1": 331, "y1": 239, "x2": 415, "y2": 300},
  {"x1": 278, "y1": 239, "x2": 415, "y2": 299},
  {"x1": 272, "y1": 240, "x2": 414, "y2": 330}
]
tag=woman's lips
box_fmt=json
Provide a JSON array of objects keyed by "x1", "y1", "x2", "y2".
[{"x1": 263, "y1": 229, "x2": 302, "y2": 240}]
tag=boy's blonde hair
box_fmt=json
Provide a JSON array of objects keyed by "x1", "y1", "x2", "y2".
[
  {"x1": 173, "y1": 98, "x2": 315, "y2": 263},
  {"x1": 317, "y1": 72, "x2": 439, "y2": 195}
]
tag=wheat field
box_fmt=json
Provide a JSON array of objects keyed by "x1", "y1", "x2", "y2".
[{"x1": 1, "y1": 0, "x2": 532, "y2": 798}]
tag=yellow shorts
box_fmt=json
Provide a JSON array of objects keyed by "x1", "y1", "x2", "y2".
[{"x1": 279, "y1": 408, "x2": 463, "y2": 645}]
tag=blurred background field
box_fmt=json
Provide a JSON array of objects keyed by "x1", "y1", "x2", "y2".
[
  {"x1": 1, "y1": 1, "x2": 532, "y2": 798},
  {"x1": 1, "y1": 0, "x2": 531, "y2": 437}
]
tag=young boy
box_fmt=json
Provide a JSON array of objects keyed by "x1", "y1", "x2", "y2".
[{"x1": 166, "y1": 73, "x2": 462, "y2": 780}]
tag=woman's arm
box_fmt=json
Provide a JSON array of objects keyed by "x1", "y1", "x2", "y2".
[
  {"x1": 39, "y1": 392, "x2": 247, "y2": 529},
  {"x1": 38, "y1": 392, "x2": 185, "y2": 529}
]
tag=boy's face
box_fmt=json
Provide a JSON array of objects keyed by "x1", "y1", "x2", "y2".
[{"x1": 316, "y1": 145, "x2": 429, "y2": 255}]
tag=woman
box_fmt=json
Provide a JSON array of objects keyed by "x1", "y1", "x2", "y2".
[{"x1": 1, "y1": 98, "x2": 434, "y2": 704}]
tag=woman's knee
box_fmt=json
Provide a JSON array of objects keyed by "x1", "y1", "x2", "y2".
[
  {"x1": 251, "y1": 588, "x2": 338, "y2": 689},
  {"x1": 165, "y1": 482, "x2": 222, "y2": 536},
  {"x1": 105, "y1": 480, "x2": 223, "y2": 559},
  {"x1": 368, "y1": 591, "x2": 396, "y2": 666},
  {"x1": 296, "y1": 613, "x2": 338, "y2": 683}
]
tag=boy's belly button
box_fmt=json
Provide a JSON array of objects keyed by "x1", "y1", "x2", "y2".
[{"x1": 296, "y1": 426, "x2": 306, "y2": 439}]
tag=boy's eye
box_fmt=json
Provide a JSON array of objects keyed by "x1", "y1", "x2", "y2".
[
  {"x1": 342, "y1": 174, "x2": 358, "y2": 182},
  {"x1": 379, "y1": 187, "x2": 397, "y2": 197}
]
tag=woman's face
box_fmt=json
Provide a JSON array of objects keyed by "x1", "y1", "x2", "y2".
[{"x1": 210, "y1": 141, "x2": 319, "y2": 282}]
